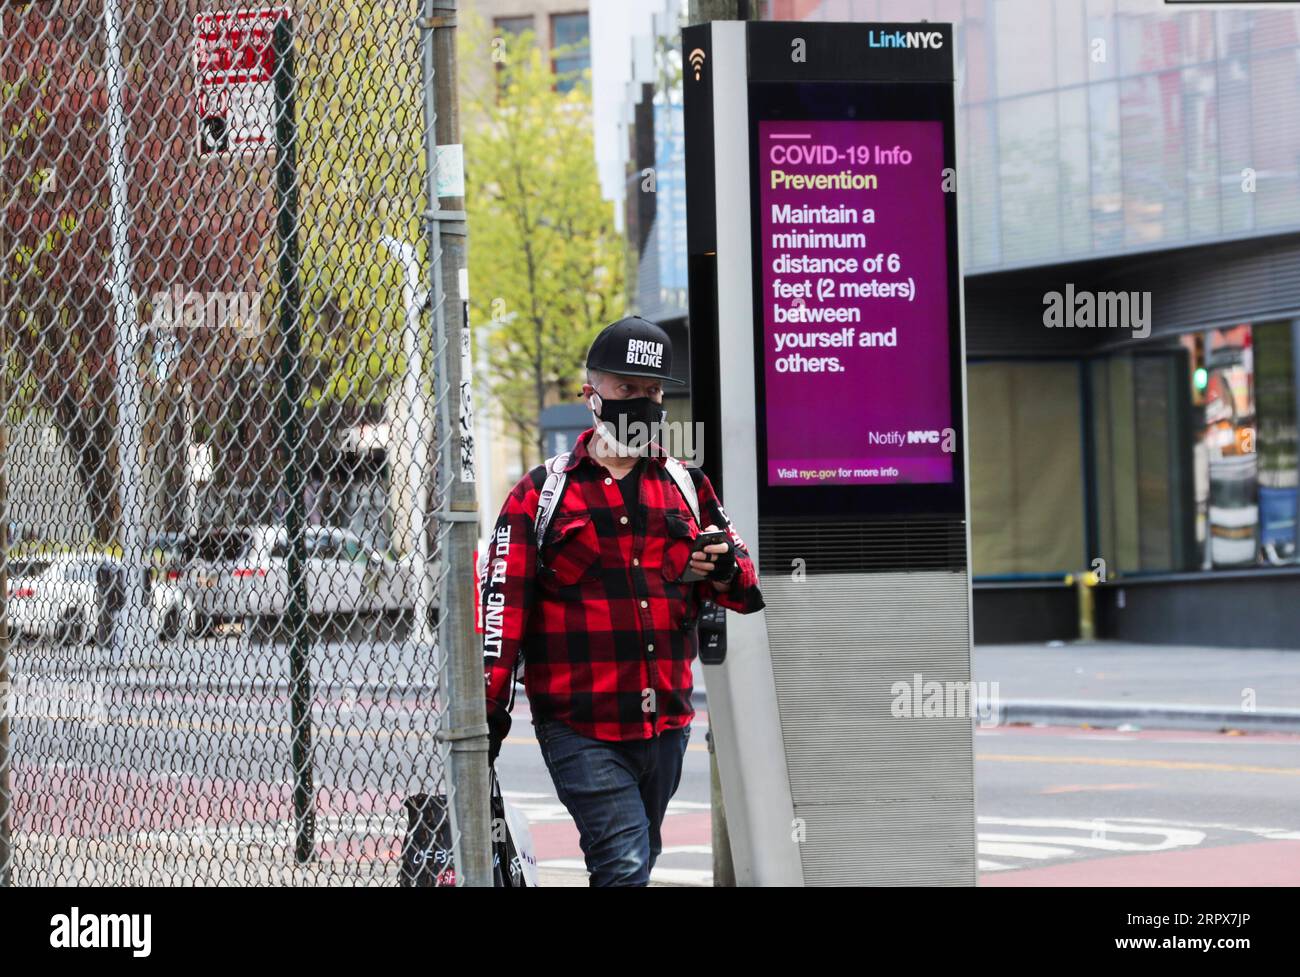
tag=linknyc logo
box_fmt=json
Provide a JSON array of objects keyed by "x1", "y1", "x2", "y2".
[{"x1": 866, "y1": 29, "x2": 944, "y2": 50}]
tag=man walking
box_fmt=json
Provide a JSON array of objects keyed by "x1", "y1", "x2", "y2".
[{"x1": 481, "y1": 315, "x2": 765, "y2": 886}]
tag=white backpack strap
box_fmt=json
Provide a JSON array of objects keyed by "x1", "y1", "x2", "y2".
[
  {"x1": 533, "y1": 452, "x2": 571, "y2": 557},
  {"x1": 664, "y1": 458, "x2": 701, "y2": 526}
]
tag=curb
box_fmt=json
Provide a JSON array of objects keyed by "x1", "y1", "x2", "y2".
[
  {"x1": 994, "y1": 698, "x2": 1300, "y2": 733},
  {"x1": 693, "y1": 687, "x2": 1300, "y2": 733}
]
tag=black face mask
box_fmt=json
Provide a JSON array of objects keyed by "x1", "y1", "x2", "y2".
[{"x1": 591, "y1": 394, "x2": 666, "y2": 452}]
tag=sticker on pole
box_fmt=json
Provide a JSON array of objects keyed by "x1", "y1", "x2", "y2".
[{"x1": 194, "y1": 7, "x2": 291, "y2": 157}]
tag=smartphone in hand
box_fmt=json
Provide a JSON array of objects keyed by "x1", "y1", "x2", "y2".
[
  {"x1": 681, "y1": 529, "x2": 730, "y2": 581},
  {"x1": 691, "y1": 529, "x2": 730, "y2": 553}
]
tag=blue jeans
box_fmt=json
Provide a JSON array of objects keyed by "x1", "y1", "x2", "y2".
[{"x1": 535, "y1": 719, "x2": 691, "y2": 887}]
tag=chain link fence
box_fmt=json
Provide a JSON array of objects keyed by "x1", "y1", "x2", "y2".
[{"x1": 0, "y1": 0, "x2": 465, "y2": 885}]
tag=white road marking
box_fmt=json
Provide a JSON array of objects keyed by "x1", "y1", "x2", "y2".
[
  {"x1": 971, "y1": 815, "x2": 1300, "y2": 872},
  {"x1": 649, "y1": 867, "x2": 713, "y2": 885},
  {"x1": 979, "y1": 817, "x2": 1205, "y2": 848},
  {"x1": 977, "y1": 842, "x2": 1075, "y2": 860},
  {"x1": 978, "y1": 859, "x2": 1016, "y2": 871},
  {"x1": 979, "y1": 830, "x2": 1205, "y2": 852},
  {"x1": 1114, "y1": 817, "x2": 1300, "y2": 841},
  {"x1": 501, "y1": 800, "x2": 571, "y2": 823},
  {"x1": 505, "y1": 794, "x2": 711, "y2": 824}
]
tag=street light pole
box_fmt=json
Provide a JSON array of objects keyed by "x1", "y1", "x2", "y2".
[
  {"x1": 272, "y1": 16, "x2": 315, "y2": 865},
  {"x1": 378, "y1": 236, "x2": 434, "y2": 647},
  {"x1": 104, "y1": 0, "x2": 149, "y2": 667}
]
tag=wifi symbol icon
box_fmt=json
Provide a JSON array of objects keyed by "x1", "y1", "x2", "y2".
[{"x1": 688, "y1": 48, "x2": 706, "y2": 81}]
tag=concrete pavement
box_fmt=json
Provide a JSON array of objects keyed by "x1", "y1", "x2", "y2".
[
  {"x1": 689, "y1": 640, "x2": 1300, "y2": 732},
  {"x1": 973, "y1": 641, "x2": 1300, "y2": 732}
]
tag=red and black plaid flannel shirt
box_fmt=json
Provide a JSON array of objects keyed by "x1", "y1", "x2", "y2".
[{"x1": 482, "y1": 427, "x2": 765, "y2": 742}]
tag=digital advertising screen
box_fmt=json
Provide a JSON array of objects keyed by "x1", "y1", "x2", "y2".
[
  {"x1": 748, "y1": 82, "x2": 963, "y2": 517},
  {"x1": 759, "y1": 117, "x2": 952, "y2": 486}
]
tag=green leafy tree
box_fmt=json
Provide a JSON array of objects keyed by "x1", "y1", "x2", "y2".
[
  {"x1": 1, "y1": 1, "x2": 424, "y2": 539},
  {"x1": 293, "y1": 2, "x2": 422, "y2": 420},
  {"x1": 460, "y1": 14, "x2": 624, "y2": 464}
]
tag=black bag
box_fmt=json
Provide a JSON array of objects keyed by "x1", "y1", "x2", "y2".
[
  {"x1": 491, "y1": 768, "x2": 530, "y2": 888},
  {"x1": 399, "y1": 792, "x2": 456, "y2": 887},
  {"x1": 399, "y1": 771, "x2": 532, "y2": 887}
]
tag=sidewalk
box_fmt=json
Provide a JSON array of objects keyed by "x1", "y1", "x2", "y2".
[
  {"x1": 973, "y1": 641, "x2": 1300, "y2": 732},
  {"x1": 693, "y1": 641, "x2": 1300, "y2": 732}
]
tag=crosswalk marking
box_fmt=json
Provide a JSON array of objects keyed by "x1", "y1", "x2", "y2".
[
  {"x1": 980, "y1": 818, "x2": 1206, "y2": 848},
  {"x1": 977, "y1": 842, "x2": 1075, "y2": 860},
  {"x1": 975, "y1": 816, "x2": 1295, "y2": 872},
  {"x1": 537, "y1": 857, "x2": 712, "y2": 886},
  {"x1": 513, "y1": 798, "x2": 1300, "y2": 882},
  {"x1": 503, "y1": 793, "x2": 709, "y2": 824}
]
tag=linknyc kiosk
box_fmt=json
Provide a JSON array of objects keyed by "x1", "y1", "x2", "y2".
[{"x1": 683, "y1": 21, "x2": 977, "y2": 885}]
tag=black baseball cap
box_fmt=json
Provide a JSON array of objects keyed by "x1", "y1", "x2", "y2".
[{"x1": 585, "y1": 315, "x2": 684, "y2": 384}]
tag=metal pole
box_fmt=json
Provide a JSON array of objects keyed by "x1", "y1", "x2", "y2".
[
  {"x1": 475, "y1": 322, "x2": 494, "y2": 539},
  {"x1": 420, "y1": 0, "x2": 490, "y2": 886},
  {"x1": 0, "y1": 40, "x2": 10, "y2": 885},
  {"x1": 0, "y1": 320, "x2": 10, "y2": 887},
  {"x1": 707, "y1": 727, "x2": 734, "y2": 886},
  {"x1": 272, "y1": 16, "x2": 314, "y2": 864},
  {"x1": 1291, "y1": 318, "x2": 1300, "y2": 558},
  {"x1": 104, "y1": 0, "x2": 148, "y2": 667},
  {"x1": 689, "y1": 0, "x2": 753, "y2": 24},
  {"x1": 378, "y1": 237, "x2": 434, "y2": 646}
]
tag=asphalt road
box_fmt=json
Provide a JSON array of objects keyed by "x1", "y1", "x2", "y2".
[
  {"x1": 5, "y1": 632, "x2": 1298, "y2": 885},
  {"x1": 498, "y1": 703, "x2": 1300, "y2": 886}
]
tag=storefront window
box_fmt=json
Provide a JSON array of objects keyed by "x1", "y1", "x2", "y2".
[
  {"x1": 1187, "y1": 321, "x2": 1299, "y2": 568},
  {"x1": 1255, "y1": 322, "x2": 1299, "y2": 564},
  {"x1": 1092, "y1": 320, "x2": 1298, "y2": 574},
  {"x1": 968, "y1": 361, "x2": 1086, "y2": 577},
  {"x1": 1190, "y1": 326, "x2": 1257, "y2": 567},
  {"x1": 1091, "y1": 350, "x2": 1193, "y2": 575}
]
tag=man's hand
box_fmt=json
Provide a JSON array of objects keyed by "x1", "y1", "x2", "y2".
[
  {"x1": 687, "y1": 524, "x2": 737, "y2": 590},
  {"x1": 487, "y1": 705, "x2": 510, "y2": 765}
]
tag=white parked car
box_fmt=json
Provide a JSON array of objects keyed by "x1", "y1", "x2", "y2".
[
  {"x1": 6, "y1": 553, "x2": 194, "y2": 645},
  {"x1": 181, "y1": 524, "x2": 424, "y2": 626}
]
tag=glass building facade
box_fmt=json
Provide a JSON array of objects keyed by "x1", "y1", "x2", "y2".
[
  {"x1": 613, "y1": 0, "x2": 1300, "y2": 642},
  {"x1": 765, "y1": 0, "x2": 1300, "y2": 589},
  {"x1": 769, "y1": 1, "x2": 1300, "y2": 271}
]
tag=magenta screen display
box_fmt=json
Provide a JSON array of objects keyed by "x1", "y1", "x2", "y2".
[{"x1": 758, "y1": 119, "x2": 953, "y2": 486}]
